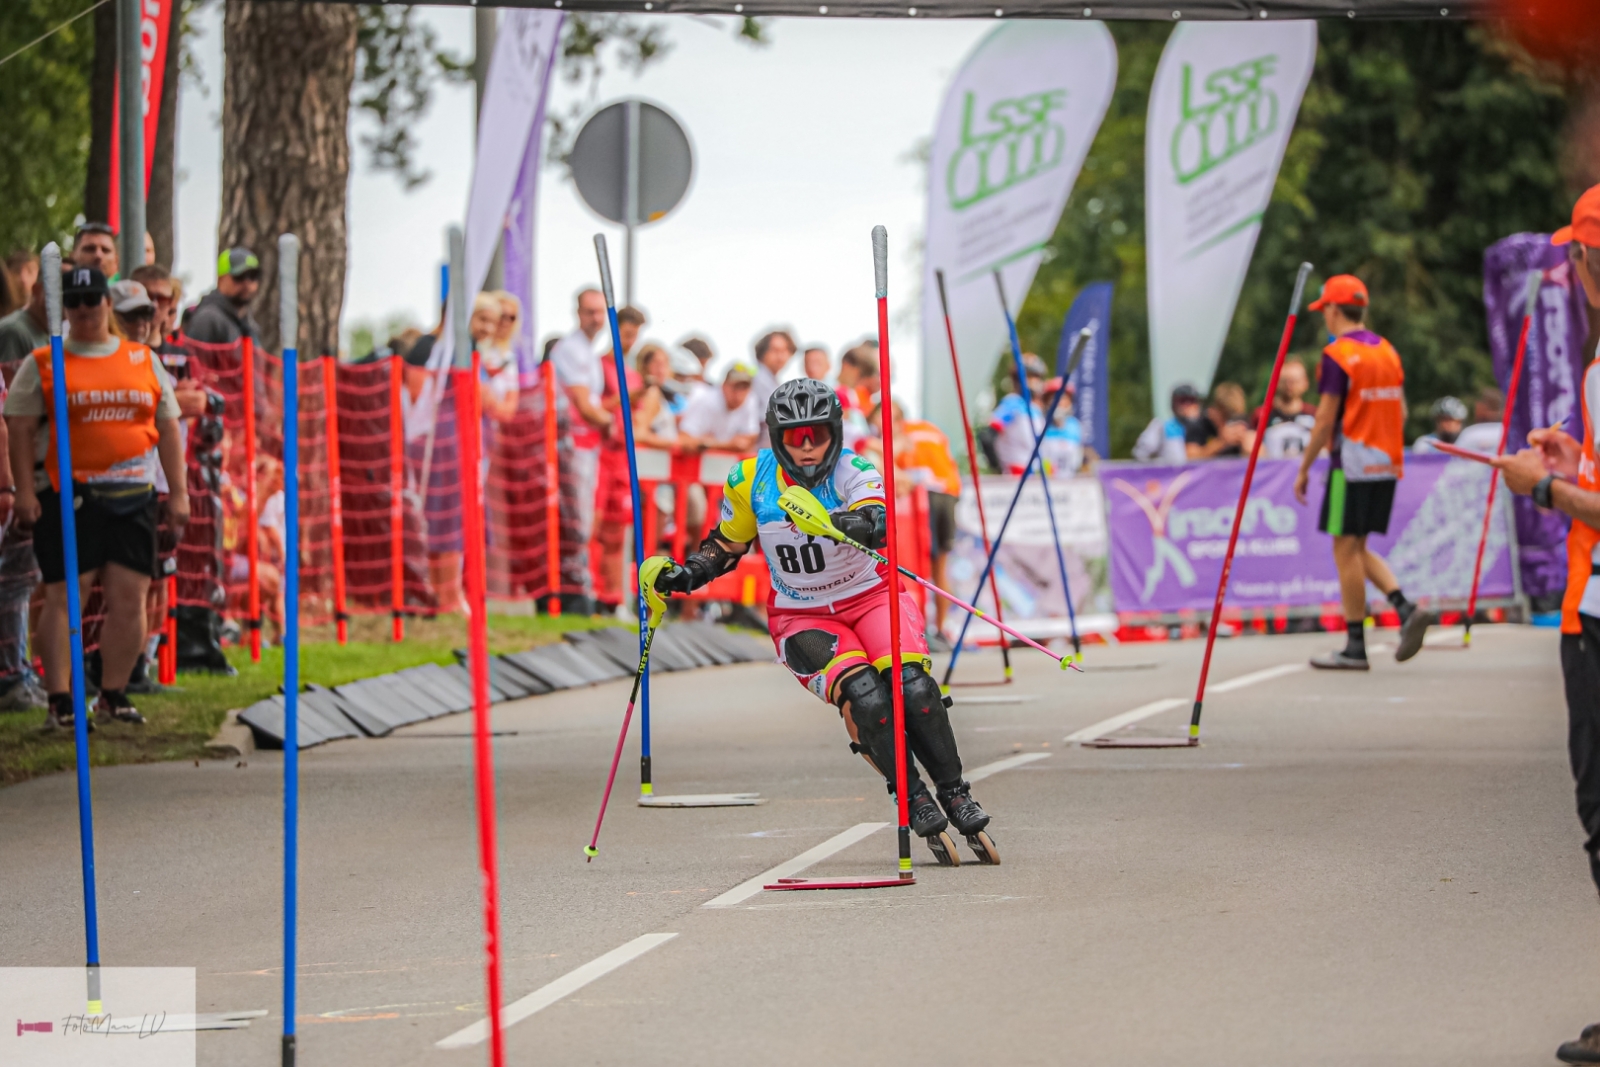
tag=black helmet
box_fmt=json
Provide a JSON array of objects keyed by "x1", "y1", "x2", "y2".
[{"x1": 766, "y1": 378, "x2": 843, "y2": 489}]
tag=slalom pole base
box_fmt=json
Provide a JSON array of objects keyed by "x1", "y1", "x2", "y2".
[
  {"x1": 1081, "y1": 736, "x2": 1197, "y2": 749},
  {"x1": 637, "y1": 793, "x2": 765, "y2": 808},
  {"x1": 282, "y1": 1033, "x2": 296, "y2": 1067},
  {"x1": 763, "y1": 876, "x2": 916, "y2": 892}
]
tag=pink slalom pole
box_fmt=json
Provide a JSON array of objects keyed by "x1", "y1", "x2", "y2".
[
  {"x1": 1464, "y1": 270, "x2": 1542, "y2": 645},
  {"x1": 1189, "y1": 263, "x2": 1313, "y2": 745}
]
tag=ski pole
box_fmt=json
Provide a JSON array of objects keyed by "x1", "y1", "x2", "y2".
[
  {"x1": 934, "y1": 268, "x2": 1011, "y2": 684},
  {"x1": 994, "y1": 271, "x2": 1080, "y2": 662},
  {"x1": 278, "y1": 234, "x2": 301, "y2": 1067},
  {"x1": 1464, "y1": 269, "x2": 1542, "y2": 646},
  {"x1": 778, "y1": 486, "x2": 1080, "y2": 671},
  {"x1": 594, "y1": 234, "x2": 655, "y2": 798},
  {"x1": 43, "y1": 246, "x2": 102, "y2": 1014},
  {"x1": 1189, "y1": 262, "x2": 1313, "y2": 747},
  {"x1": 586, "y1": 556, "x2": 671, "y2": 860},
  {"x1": 943, "y1": 328, "x2": 1092, "y2": 684}
]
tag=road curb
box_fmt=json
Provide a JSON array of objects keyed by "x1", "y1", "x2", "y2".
[{"x1": 205, "y1": 709, "x2": 256, "y2": 759}]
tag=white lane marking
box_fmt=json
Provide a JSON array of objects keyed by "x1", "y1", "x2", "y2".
[
  {"x1": 435, "y1": 933, "x2": 678, "y2": 1049},
  {"x1": 701, "y1": 822, "x2": 888, "y2": 909},
  {"x1": 1065, "y1": 698, "x2": 1185, "y2": 744},
  {"x1": 1207, "y1": 662, "x2": 1304, "y2": 693},
  {"x1": 1066, "y1": 662, "x2": 1307, "y2": 744},
  {"x1": 966, "y1": 751, "x2": 1051, "y2": 781}
]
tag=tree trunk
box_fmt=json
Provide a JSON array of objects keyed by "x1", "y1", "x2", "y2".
[
  {"x1": 83, "y1": 0, "x2": 117, "y2": 225},
  {"x1": 147, "y1": 0, "x2": 183, "y2": 268},
  {"x1": 219, "y1": 0, "x2": 357, "y2": 356}
]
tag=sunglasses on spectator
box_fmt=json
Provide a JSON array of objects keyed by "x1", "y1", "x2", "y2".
[
  {"x1": 781, "y1": 425, "x2": 831, "y2": 449},
  {"x1": 76, "y1": 221, "x2": 114, "y2": 238},
  {"x1": 63, "y1": 293, "x2": 105, "y2": 309},
  {"x1": 234, "y1": 270, "x2": 262, "y2": 284}
]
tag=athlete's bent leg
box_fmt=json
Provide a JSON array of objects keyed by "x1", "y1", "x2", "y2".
[
  {"x1": 896, "y1": 661, "x2": 962, "y2": 788},
  {"x1": 835, "y1": 665, "x2": 946, "y2": 839}
]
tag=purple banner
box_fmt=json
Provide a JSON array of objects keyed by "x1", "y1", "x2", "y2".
[
  {"x1": 1484, "y1": 232, "x2": 1591, "y2": 604},
  {"x1": 1101, "y1": 455, "x2": 1514, "y2": 614},
  {"x1": 502, "y1": 14, "x2": 561, "y2": 390}
]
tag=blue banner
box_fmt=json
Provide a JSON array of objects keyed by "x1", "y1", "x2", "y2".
[{"x1": 1058, "y1": 282, "x2": 1113, "y2": 460}]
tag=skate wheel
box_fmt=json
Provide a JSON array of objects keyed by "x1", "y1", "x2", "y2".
[
  {"x1": 965, "y1": 830, "x2": 1000, "y2": 865},
  {"x1": 925, "y1": 830, "x2": 960, "y2": 867}
]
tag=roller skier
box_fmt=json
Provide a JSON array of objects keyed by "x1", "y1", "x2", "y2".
[{"x1": 654, "y1": 379, "x2": 997, "y2": 864}]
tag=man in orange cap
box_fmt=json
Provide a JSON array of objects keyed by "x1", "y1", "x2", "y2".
[
  {"x1": 1491, "y1": 183, "x2": 1600, "y2": 1065},
  {"x1": 1294, "y1": 273, "x2": 1431, "y2": 669}
]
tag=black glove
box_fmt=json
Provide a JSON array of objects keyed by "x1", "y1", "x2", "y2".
[
  {"x1": 655, "y1": 561, "x2": 695, "y2": 595},
  {"x1": 831, "y1": 504, "x2": 887, "y2": 550}
]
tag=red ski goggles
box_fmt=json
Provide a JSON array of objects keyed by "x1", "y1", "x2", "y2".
[{"x1": 780, "y1": 425, "x2": 832, "y2": 450}]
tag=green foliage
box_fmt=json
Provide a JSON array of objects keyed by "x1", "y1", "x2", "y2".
[
  {"x1": 0, "y1": 0, "x2": 97, "y2": 257},
  {"x1": 1016, "y1": 22, "x2": 1574, "y2": 455},
  {"x1": 354, "y1": 5, "x2": 471, "y2": 189}
]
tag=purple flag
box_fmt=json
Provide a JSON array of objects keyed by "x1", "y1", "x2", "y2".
[
  {"x1": 502, "y1": 13, "x2": 562, "y2": 390},
  {"x1": 1483, "y1": 233, "x2": 1592, "y2": 604}
]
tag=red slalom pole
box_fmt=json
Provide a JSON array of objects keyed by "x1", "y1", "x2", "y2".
[
  {"x1": 244, "y1": 337, "x2": 261, "y2": 661},
  {"x1": 321, "y1": 356, "x2": 349, "y2": 644},
  {"x1": 871, "y1": 226, "x2": 913, "y2": 880},
  {"x1": 1189, "y1": 262, "x2": 1312, "y2": 745},
  {"x1": 448, "y1": 229, "x2": 505, "y2": 1067},
  {"x1": 934, "y1": 268, "x2": 1011, "y2": 687},
  {"x1": 542, "y1": 357, "x2": 562, "y2": 616},
  {"x1": 1464, "y1": 269, "x2": 1543, "y2": 646},
  {"x1": 389, "y1": 355, "x2": 406, "y2": 641}
]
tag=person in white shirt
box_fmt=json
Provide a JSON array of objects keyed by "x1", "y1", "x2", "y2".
[
  {"x1": 547, "y1": 289, "x2": 610, "y2": 603},
  {"x1": 679, "y1": 363, "x2": 760, "y2": 454},
  {"x1": 1452, "y1": 387, "x2": 1507, "y2": 454},
  {"x1": 1133, "y1": 384, "x2": 1203, "y2": 465},
  {"x1": 751, "y1": 329, "x2": 796, "y2": 449}
]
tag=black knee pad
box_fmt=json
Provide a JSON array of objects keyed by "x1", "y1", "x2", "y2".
[
  {"x1": 837, "y1": 667, "x2": 915, "y2": 791},
  {"x1": 893, "y1": 662, "x2": 962, "y2": 789}
]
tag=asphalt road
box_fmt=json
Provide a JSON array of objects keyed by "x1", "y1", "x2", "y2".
[{"x1": 3, "y1": 624, "x2": 1596, "y2": 1066}]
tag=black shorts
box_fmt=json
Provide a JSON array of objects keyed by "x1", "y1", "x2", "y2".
[
  {"x1": 33, "y1": 485, "x2": 159, "y2": 583},
  {"x1": 927, "y1": 491, "x2": 957, "y2": 557},
  {"x1": 1318, "y1": 470, "x2": 1396, "y2": 538}
]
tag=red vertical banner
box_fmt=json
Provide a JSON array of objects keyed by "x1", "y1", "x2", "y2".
[
  {"x1": 107, "y1": 0, "x2": 171, "y2": 233},
  {"x1": 542, "y1": 359, "x2": 561, "y2": 615},
  {"x1": 243, "y1": 338, "x2": 261, "y2": 662}
]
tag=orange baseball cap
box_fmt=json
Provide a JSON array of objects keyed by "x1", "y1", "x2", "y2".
[
  {"x1": 1307, "y1": 274, "x2": 1369, "y2": 311},
  {"x1": 1552, "y1": 184, "x2": 1600, "y2": 247}
]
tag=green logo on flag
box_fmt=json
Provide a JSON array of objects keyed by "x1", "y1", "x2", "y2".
[
  {"x1": 946, "y1": 88, "x2": 1069, "y2": 211},
  {"x1": 1171, "y1": 55, "x2": 1280, "y2": 186}
]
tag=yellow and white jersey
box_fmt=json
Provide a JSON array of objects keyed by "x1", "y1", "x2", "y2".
[{"x1": 719, "y1": 448, "x2": 886, "y2": 610}]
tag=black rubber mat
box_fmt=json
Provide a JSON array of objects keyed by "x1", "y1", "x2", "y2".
[
  {"x1": 331, "y1": 680, "x2": 430, "y2": 732},
  {"x1": 570, "y1": 628, "x2": 649, "y2": 672},
  {"x1": 502, "y1": 647, "x2": 593, "y2": 690},
  {"x1": 301, "y1": 684, "x2": 392, "y2": 737},
  {"x1": 492, "y1": 656, "x2": 555, "y2": 696},
  {"x1": 393, "y1": 663, "x2": 473, "y2": 712},
  {"x1": 665, "y1": 623, "x2": 733, "y2": 666},
  {"x1": 238, "y1": 693, "x2": 361, "y2": 749},
  {"x1": 645, "y1": 626, "x2": 705, "y2": 672},
  {"x1": 554, "y1": 638, "x2": 633, "y2": 681}
]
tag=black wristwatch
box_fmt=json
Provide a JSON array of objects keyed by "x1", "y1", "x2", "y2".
[{"x1": 1533, "y1": 473, "x2": 1556, "y2": 509}]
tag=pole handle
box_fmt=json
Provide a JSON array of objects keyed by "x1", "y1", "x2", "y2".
[
  {"x1": 278, "y1": 234, "x2": 300, "y2": 353},
  {"x1": 992, "y1": 270, "x2": 1010, "y2": 318},
  {"x1": 934, "y1": 267, "x2": 950, "y2": 317},
  {"x1": 595, "y1": 234, "x2": 616, "y2": 308},
  {"x1": 449, "y1": 226, "x2": 471, "y2": 370},
  {"x1": 1061, "y1": 327, "x2": 1093, "y2": 383},
  {"x1": 872, "y1": 225, "x2": 888, "y2": 299},
  {"x1": 1523, "y1": 269, "x2": 1543, "y2": 321},
  {"x1": 1289, "y1": 262, "x2": 1313, "y2": 317},
  {"x1": 42, "y1": 243, "x2": 62, "y2": 337}
]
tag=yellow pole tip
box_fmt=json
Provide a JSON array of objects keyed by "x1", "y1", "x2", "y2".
[
  {"x1": 584, "y1": 847, "x2": 598, "y2": 859},
  {"x1": 640, "y1": 784, "x2": 653, "y2": 796},
  {"x1": 87, "y1": 1001, "x2": 103, "y2": 1015}
]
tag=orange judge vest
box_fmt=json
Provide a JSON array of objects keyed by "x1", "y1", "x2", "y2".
[
  {"x1": 31, "y1": 339, "x2": 163, "y2": 491},
  {"x1": 1563, "y1": 359, "x2": 1600, "y2": 635}
]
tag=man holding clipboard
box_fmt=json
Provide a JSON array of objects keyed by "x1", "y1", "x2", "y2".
[{"x1": 1491, "y1": 184, "x2": 1600, "y2": 1065}]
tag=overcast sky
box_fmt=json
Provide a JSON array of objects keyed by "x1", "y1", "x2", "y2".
[{"x1": 174, "y1": 8, "x2": 994, "y2": 407}]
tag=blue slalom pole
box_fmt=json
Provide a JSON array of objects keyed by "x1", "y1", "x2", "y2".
[
  {"x1": 994, "y1": 272, "x2": 1080, "y2": 662},
  {"x1": 593, "y1": 236, "x2": 652, "y2": 797},
  {"x1": 944, "y1": 328, "x2": 1090, "y2": 684},
  {"x1": 42, "y1": 246, "x2": 102, "y2": 1013},
  {"x1": 278, "y1": 234, "x2": 301, "y2": 1067}
]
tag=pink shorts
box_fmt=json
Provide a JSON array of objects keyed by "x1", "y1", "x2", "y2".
[{"x1": 768, "y1": 583, "x2": 930, "y2": 704}]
